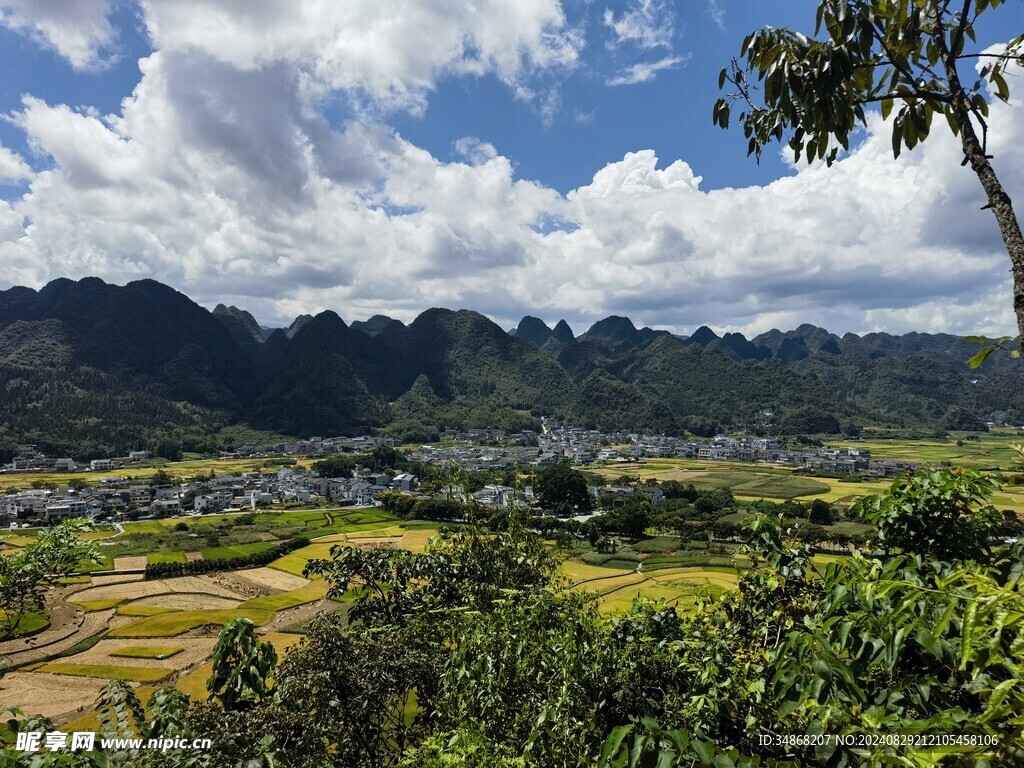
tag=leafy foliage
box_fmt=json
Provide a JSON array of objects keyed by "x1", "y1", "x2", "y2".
[{"x1": 0, "y1": 519, "x2": 100, "y2": 639}]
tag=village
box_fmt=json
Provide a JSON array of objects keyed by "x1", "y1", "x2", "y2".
[{"x1": 0, "y1": 418, "x2": 928, "y2": 529}]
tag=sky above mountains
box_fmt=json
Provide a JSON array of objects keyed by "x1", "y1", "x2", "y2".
[{"x1": 0, "y1": 0, "x2": 1022, "y2": 338}]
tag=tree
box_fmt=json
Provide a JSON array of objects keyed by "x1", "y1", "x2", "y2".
[
  {"x1": 854, "y1": 467, "x2": 1004, "y2": 559},
  {"x1": 207, "y1": 618, "x2": 277, "y2": 711},
  {"x1": 809, "y1": 498, "x2": 837, "y2": 525},
  {"x1": 0, "y1": 519, "x2": 101, "y2": 639},
  {"x1": 535, "y1": 460, "x2": 592, "y2": 517},
  {"x1": 603, "y1": 493, "x2": 653, "y2": 539},
  {"x1": 715, "y1": 0, "x2": 1024, "y2": 350},
  {"x1": 148, "y1": 468, "x2": 174, "y2": 486}
]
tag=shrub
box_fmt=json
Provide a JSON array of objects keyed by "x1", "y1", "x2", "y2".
[{"x1": 143, "y1": 537, "x2": 310, "y2": 579}]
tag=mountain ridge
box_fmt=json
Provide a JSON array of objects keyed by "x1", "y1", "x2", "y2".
[{"x1": 0, "y1": 277, "x2": 1019, "y2": 459}]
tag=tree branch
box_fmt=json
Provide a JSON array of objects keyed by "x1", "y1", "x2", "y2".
[
  {"x1": 951, "y1": 0, "x2": 973, "y2": 54},
  {"x1": 855, "y1": 90, "x2": 953, "y2": 105}
]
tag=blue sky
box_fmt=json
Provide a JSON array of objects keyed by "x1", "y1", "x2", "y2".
[{"x1": 0, "y1": 1, "x2": 1022, "y2": 337}]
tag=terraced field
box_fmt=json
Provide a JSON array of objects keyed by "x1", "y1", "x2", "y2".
[
  {"x1": 0, "y1": 526, "x2": 409, "y2": 726},
  {"x1": 589, "y1": 461, "x2": 832, "y2": 500},
  {"x1": 565, "y1": 558, "x2": 741, "y2": 614}
]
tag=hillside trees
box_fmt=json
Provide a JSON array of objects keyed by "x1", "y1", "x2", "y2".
[{"x1": 715, "y1": 0, "x2": 1024, "y2": 350}]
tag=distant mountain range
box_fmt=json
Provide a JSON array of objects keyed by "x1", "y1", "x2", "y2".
[{"x1": 0, "y1": 277, "x2": 1020, "y2": 459}]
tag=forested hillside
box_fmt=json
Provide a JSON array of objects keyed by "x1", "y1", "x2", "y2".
[{"x1": 0, "y1": 277, "x2": 1021, "y2": 459}]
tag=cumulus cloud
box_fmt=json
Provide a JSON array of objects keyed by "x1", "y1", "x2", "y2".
[
  {"x1": 0, "y1": 0, "x2": 114, "y2": 68},
  {"x1": 606, "y1": 54, "x2": 690, "y2": 86},
  {"x1": 0, "y1": 143, "x2": 31, "y2": 182},
  {"x1": 0, "y1": 5, "x2": 1020, "y2": 340},
  {"x1": 604, "y1": 0, "x2": 674, "y2": 50},
  {"x1": 139, "y1": 0, "x2": 582, "y2": 114}
]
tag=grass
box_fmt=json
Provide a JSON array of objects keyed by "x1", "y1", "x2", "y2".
[
  {"x1": 269, "y1": 541, "x2": 339, "y2": 576},
  {"x1": 56, "y1": 575, "x2": 92, "y2": 585},
  {"x1": 108, "y1": 608, "x2": 275, "y2": 638},
  {"x1": 147, "y1": 551, "x2": 187, "y2": 565},
  {"x1": 117, "y1": 604, "x2": 176, "y2": 617},
  {"x1": 398, "y1": 528, "x2": 438, "y2": 553},
  {"x1": 0, "y1": 610, "x2": 49, "y2": 638},
  {"x1": 558, "y1": 561, "x2": 631, "y2": 583},
  {"x1": 70, "y1": 598, "x2": 124, "y2": 612},
  {"x1": 57, "y1": 631, "x2": 108, "y2": 657},
  {"x1": 240, "y1": 580, "x2": 330, "y2": 611},
  {"x1": 75, "y1": 556, "x2": 115, "y2": 573},
  {"x1": 111, "y1": 645, "x2": 183, "y2": 659},
  {"x1": 568, "y1": 564, "x2": 741, "y2": 615},
  {"x1": 175, "y1": 661, "x2": 214, "y2": 700},
  {"x1": 35, "y1": 662, "x2": 175, "y2": 683},
  {"x1": 201, "y1": 541, "x2": 278, "y2": 560}
]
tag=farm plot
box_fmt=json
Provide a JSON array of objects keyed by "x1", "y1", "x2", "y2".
[
  {"x1": 0, "y1": 672, "x2": 112, "y2": 720},
  {"x1": 69, "y1": 575, "x2": 243, "y2": 604},
  {"x1": 234, "y1": 567, "x2": 310, "y2": 592},
  {"x1": 34, "y1": 663, "x2": 175, "y2": 684},
  {"x1": 108, "y1": 608, "x2": 275, "y2": 638},
  {"x1": 558, "y1": 561, "x2": 631, "y2": 584},
  {"x1": 241, "y1": 580, "x2": 329, "y2": 611},
  {"x1": 398, "y1": 528, "x2": 438, "y2": 553},
  {"x1": 269, "y1": 542, "x2": 338, "y2": 576},
  {"x1": 65, "y1": 638, "x2": 212, "y2": 671},
  {"x1": 133, "y1": 594, "x2": 241, "y2": 611}
]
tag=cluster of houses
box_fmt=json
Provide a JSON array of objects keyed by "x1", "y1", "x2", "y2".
[
  {"x1": 1, "y1": 418, "x2": 935, "y2": 530},
  {"x1": 1, "y1": 466, "x2": 419, "y2": 528},
  {"x1": 2, "y1": 445, "x2": 152, "y2": 473},
  {"x1": 539, "y1": 420, "x2": 921, "y2": 478}
]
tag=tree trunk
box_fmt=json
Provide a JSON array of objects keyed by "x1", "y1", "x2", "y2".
[{"x1": 939, "y1": 25, "x2": 1024, "y2": 346}]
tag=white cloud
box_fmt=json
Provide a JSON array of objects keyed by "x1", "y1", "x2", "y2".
[
  {"x1": 140, "y1": 0, "x2": 582, "y2": 114},
  {"x1": 0, "y1": 143, "x2": 31, "y2": 182},
  {"x1": 454, "y1": 137, "x2": 499, "y2": 166},
  {"x1": 706, "y1": 0, "x2": 725, "y2": 31},
  {"x1": 604, "y1": 0, "x2": 674, "y2": 50},
  {"x1": 0, "y1": 0, "x2": 114, "y2": 68},
  {"x1": 606, "y1": 54, "x2": 690, "y2": 86},
  {"x1": 0, "y1": 11, "x2": 1021, "y2": 340}
]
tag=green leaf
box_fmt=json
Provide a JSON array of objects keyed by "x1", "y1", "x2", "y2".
[{"x1": 968, "y1": 346, "x2": 996, "y2": 369}]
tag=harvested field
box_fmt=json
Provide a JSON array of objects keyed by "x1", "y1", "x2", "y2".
[
  {"x1": 235, "y1": 567, "x2": 309, "y2": 592},
  {"x1": 133, "y1": 594, "x2": 241, "y2": 611},
  {"x1": 113, "y1": 556, "x2": 148, "y2": 571},
  {"x1": 398, "y1": 528, "x2": 437, "y2": 553},
  {"x1": 69, "y1": 638, "x2": 213, "y2": 670},
  {"x1": 90, "y1": 573, "x2": 143, "y2": 586},
  {"x1": 69, "y1": 575, "x2": 243, "y2": 605},
  {"x1": 185, "y1": 551, "x2": 203, "y2": 562},
  {"x1": 0, "y1": 671, "x2": 112, "y2": 720},
  {"x1": 175, "y1": 632, "x2": 305, "y2": 701}
]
